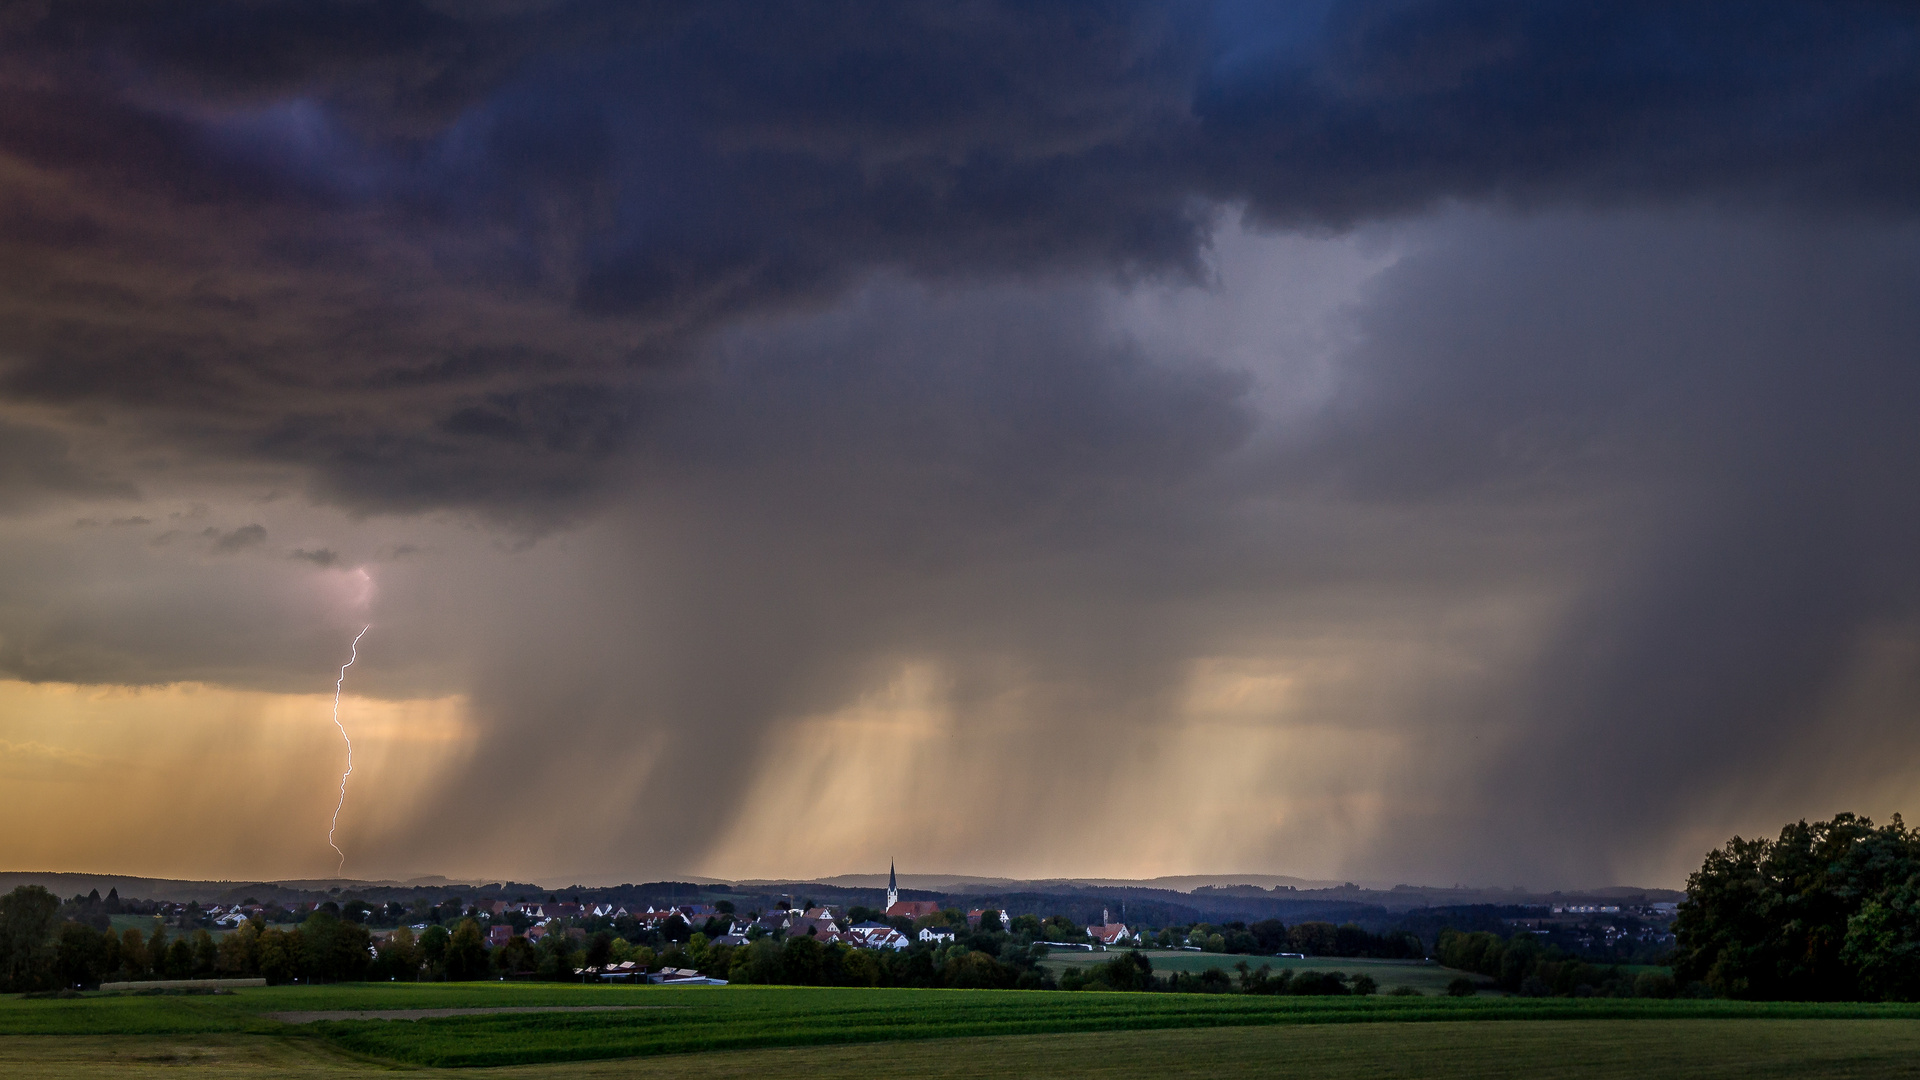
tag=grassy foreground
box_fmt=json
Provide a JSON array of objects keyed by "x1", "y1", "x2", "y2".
[
  {"x1": 8, "y1": 1019, "x2": 1920, "y2": 1079},
  {"x1": 7, "y1": 983, "x2": 1920, "y2": 1075}
]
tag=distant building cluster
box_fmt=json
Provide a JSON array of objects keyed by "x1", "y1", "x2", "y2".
[
  {"x1": 205, "y1": 904, "x2": 268, "y2": 928},
  {"x1": 446, "y1": 861, "x2": 1143, "y2": 975}
]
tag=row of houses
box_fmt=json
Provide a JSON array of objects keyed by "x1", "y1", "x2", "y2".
[
  {"x1": 572, "y1": 963, "x2": 726, "y2": 986},
  {"x1": 216, "y1": 892, "x2": 1138, "y2": 955},
  {"x1": 478, "y1": 899, "x2": 723, "y2": 924},
  {"x1": 206, "y1": 904, "x2": 269, "y2": 928},
  {"x1": 704, "y1": 901, "x2": 1137, "y2": 952}
]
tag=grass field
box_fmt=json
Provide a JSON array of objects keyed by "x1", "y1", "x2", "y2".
[
  {"x1": 1040, "y1": 949, "x2": 1482, "y2": 992},
  {"x1": 8, "y1": 1018, "x2": 1920, "y2": 1079},
  {"x1": 104, "y1": 914, "x2": 165, "y2": 936},
  {"x1": 7, "y1": 983, "x2": 1920, "y2": 1077}
]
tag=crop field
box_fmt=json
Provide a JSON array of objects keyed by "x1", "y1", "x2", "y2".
[
  {"x1": 1040, "y1": 949, "x2": 1480, "y2": 992},
  {"x1": 7, "y1": 985, "x2": 1920, "y2": 1077}
]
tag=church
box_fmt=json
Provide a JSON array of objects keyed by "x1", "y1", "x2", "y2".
[{"x1": 881, "y1": 860, "x2": 940, "y2": 919}]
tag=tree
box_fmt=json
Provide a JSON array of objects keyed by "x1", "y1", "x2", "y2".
[
  {"x1": 1250, "y1": 919, "x2": 1288, "y2": 953},
  {"x1": 258, "y1": 929, "x2": 295, "y2": 984},
  {"x1": 163, "y1": 938, "x2": 193, "y2": 979},
  {"x1": 585, "y1": 930, "x2": 616, "y2": 970},
  {"x1": 147, "y1": 924, "x2": 168, "y2": 977},
  {"x1": 1842, "y1": 875, "x2": 1920, "y2": 1002},
  {"x1": 729, "y1": 937, "x2": 784, "y2": 984},
  {"x1": 1288, "y1": 922, "x2": 1338, "y2": 956},
  {"x1": 1285, "y1": 970, "x2": 1350, "y2": 995},
  {"x1": 1674, "y1": 813, "x2": 1920, "y2": 1000},
  {"x1": 841, "y1": 947, "x2": 882, "y2": 987},
  {"x1": 445, "y1": 919, "x2": 489, "y2": 981},
  {"x1": 419, "y1": 924, "x2": 452, "y2": 973},
  {"x1": 298, "y1": 908, "x2": 371, "y2": 982},
  {"x1": 782, "y1": 935, "x2": 825, "y2": 984},
  {"x1": 493, "y1": 935, "x2": 538, "y2": 976},
  {"x1": 1081, "y1": 950, "x2": 1152, "y2": 991},
  {"x1": 373, "y1": 926, "x2": 424, "y2": 982},
  {"x1": 0, "y1": 886, "x2": 61, "y2": 991},
  {"x1": 1041, "y1": 915, "x2": 1082, "y2": 941},
  {"x1": 191, "y1": 930, "x2": 218, "y2": 977},
  {"x1": 117, "y1": 928, "x2": 150, "y2": 980},
  {"x1": 942, "y1": 949, "x2": 1017, "y2": 989},
  {"x1": 217, "y1": 921, "x2": 263, "y2": 976},
  {"x1": 55, "y1": 922, "x2": 109, "y2": 989}
]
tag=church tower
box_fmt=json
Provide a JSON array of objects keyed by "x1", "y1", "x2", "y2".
[{"x1": 886, "y1": 860, "x2": 899, "y2": 911}]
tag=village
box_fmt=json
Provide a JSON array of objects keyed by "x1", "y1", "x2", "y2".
[{"x1": 175, "y1": 867, "x2": 1141, "y2": 985}]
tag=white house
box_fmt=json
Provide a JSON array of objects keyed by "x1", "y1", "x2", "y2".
[{"x1": 846, "y1": 922, "x2": 910, "y2": 950}]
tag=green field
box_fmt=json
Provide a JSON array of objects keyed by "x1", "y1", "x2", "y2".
[
  {"x1": 1041, "y1": 949, "x2": 1483, "y2": 993},
  {"x1": 104, "y1": 914, "x2": 166, "y2": 937},
  {"x1": 7, "y1": 984, "x2": 1920, "y2": 1077}
]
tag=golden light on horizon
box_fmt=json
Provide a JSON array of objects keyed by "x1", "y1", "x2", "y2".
[{"x1": 0, "y1": 680, "x2": 474, "y2": 881}]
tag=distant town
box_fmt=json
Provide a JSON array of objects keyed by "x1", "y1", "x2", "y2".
[{"x1": 0, "y1": 863, "x2": 1682, "y2": 994}]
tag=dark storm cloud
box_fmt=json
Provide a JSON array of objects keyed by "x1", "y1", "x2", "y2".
[
  {"x1": 401, "y1": 281, "x2": 1265, "y2": 874},
  {"x1": 0, "y1": 417, "x2": 137, "y2": 510},
  {"x1": 1202, "y1": 1, "x2": 1920, "y2": 222},
  {"x1": 2, "y1": 1, "x2": 1919, "y2": 885},
  {"x1": 206, "y1": 523, "x2": 268, "y2": 551},
  {"x1": 2, "y1": 1, "x2": 1916, "y2": 516},
  {"x1": 289, "y1": 546, "x2": 338, "y2": 566}
]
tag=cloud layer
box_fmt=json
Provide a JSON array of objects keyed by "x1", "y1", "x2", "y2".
[{"x1": 1, "y1": 2, "x2": 1918, "y2": 886}]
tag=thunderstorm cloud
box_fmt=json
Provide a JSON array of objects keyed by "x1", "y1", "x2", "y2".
[{"x1": 0, "y1": 1, "x2": 1917, "y2": 886}]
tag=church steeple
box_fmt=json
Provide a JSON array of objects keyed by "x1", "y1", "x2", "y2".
[{"x1": 886, "y1": 860, "x2": 898, "y2": 911}]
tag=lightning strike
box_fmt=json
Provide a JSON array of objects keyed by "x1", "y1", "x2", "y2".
[{"x1": 328, "y1": 625, "x2": 370, "y2": 875}]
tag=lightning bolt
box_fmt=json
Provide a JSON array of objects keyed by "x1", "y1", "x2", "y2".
[{"x1": 328, "y1": 625, "x2": 370, "y2": 875}]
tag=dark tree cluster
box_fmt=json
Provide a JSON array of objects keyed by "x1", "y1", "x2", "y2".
[
  {"x1": 1059, "y1": 951, "x2": 1377, "y2": 996},
  {"x1": 1154, "y1": 918, "x2": 1421, "y2": 959},
  {"x1": 1435, "y1": 929, "x2": 1674, "y2": 999},
  {"x1": 1673, "y1": 813, "x2": 1920, "y2": 1001},
  {"x1": 17, "y1": 899, "x2": 389, "y2": 989}
]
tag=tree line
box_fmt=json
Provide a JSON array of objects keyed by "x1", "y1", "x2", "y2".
[
  {"x1": 1423, "y1": 811, "x2": 1920, "y2": 1002},
  {"x1": 724, "y1": 934, "x2": 1055, "y2": 989},
  {"x1": 1673, "y1": 812, "x2": 1920, "y2": 1001},
  {"x1": 1433, "y1": 928, "x2": 1676, "y2": 998}
]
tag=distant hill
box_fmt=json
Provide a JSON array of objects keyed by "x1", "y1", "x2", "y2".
[{"x1": 776, "y1": 872, "x2": 1347, "y2": 892}]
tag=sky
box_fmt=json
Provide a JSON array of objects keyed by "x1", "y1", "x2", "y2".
[{"x1": 1, "y1": 1, "x2": 1918, "y2": 890}]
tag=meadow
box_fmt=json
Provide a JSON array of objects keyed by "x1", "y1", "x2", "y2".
[
  {"x1": 10, "y1": 1019, "x2": 1920, "y2": 1080},
  {"x1": 8, "y1": 982, "x2": 1920, "y2": 1077}
]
